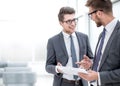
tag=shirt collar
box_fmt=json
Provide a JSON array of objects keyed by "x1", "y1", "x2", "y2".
[
  {"x1": 105, "y1": 18, "x2": 118, "y2": 33},
  {"x1": 62, "y1": 31, "x2": 76, "y2": 39}
]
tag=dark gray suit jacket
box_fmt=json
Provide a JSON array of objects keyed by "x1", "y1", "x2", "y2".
[
  {"x1": 45, "y1": 31, "x2": 93, "y2": 86},
  {"x1": 94, "y1": 21, "x2": 120, "y2": 86}
]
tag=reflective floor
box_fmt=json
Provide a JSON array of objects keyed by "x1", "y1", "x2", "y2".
[
  {"x1": 0, "y1": 61, "x2": 53, "y2": 86},
  {"x1": 35, "y1": 75, "x2": 53, "y2": 86},
  {"x1": 0, "y1": 75, "x2": 53, "y2": 86},
  {"x1": 29, "y1": 61, "x2": 53, "y2": 86}
]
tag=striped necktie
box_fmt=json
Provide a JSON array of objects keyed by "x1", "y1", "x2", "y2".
[{"x1": 93, "y1": 28, "x2": 106, "y2": 71}]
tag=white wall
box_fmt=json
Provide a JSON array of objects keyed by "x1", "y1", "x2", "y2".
[
  {"x1": 113, "y1": 1, "x2": 120, "y2": 20},
  {"x1": 0, "y1": 0, "x2": 70, "y2": 62},
  {"x1": 0, "y1": 0, "x2": 119, "y2": 62}
]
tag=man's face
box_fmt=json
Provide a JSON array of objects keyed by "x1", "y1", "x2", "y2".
[
  {"x1": 60, "y1": 14, "x2": 77, "y2": 34},
  {"x1": 89, "y1": 7, "x2": 102, "y2": 27}
]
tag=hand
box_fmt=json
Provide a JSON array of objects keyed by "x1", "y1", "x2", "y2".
[
  {"x1": 78, "y1": 70, "x2": 98, "y2": 81},
  {"x1": 76, "y1": 55, "x2": 92, "y2": 70},
  {"x1": 57, "y1": 62, "x2": 63, "y2": 73},
  {"x1": 57, "y1": 62, "x2": 62, "y2": 66}
]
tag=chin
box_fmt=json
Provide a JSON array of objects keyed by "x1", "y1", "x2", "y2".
[
  {"x1": 71, "y1": 30, "x2": 75, "y2": 33},
  {"x1": 96, "y1": 23, "x2": 102, "y2": 27}
]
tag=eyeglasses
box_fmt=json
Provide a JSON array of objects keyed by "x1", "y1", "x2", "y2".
[
  {"x1": 88, "y1": 10, "x2": 103, "y2": 17},
  {"x1": 63, "y1": 18, "x2": 78, "y2": 25}
]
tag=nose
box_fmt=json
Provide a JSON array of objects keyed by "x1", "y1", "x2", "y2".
[{"x1": 71, "y1": 20, "x2": 77, "y2": 25}]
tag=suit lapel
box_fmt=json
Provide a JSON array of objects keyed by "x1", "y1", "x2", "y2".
[
  {"x1": 94, "y1": 34, "x2": 102, "y2": 59},
  {"x1": 99, "y1": 21, "x2": 120, "y2": 71},
  {"x1": 92, "y1": 33, "x2": 102, "y2": 68},
  {"x1": 75, "y1": 32, "x2": 82, "y2": 61},
  {"x1": 59, "y1": 32, "x2": 69, "y2": 65}
]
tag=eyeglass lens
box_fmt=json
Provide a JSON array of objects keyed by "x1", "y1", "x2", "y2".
[{"x1": 64, "y1": 18, "x2": 78, "y2": 24}]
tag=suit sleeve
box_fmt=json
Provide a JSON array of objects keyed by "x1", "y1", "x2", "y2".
[
  {"x1": 86, "y1": 35, "x2": 93, "y2": 59},
  {"x1": 45, "y1": 38, "x2": 58, "y2": 75},
  {"x1": 99, "y1": 30, "x2": 120, "y2": 85}
]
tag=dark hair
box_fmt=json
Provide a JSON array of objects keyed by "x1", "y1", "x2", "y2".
[
  {"x1": 58, "y1": 6, "x2": 75, "y2": 22},
  {"x1": 85, "y1": 0, "x2": 112, "y2": 13}
]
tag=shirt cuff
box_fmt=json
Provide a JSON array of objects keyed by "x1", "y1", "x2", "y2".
[
  {"x1": 98, "y1": 72, "x2": 101, "y2": 86},
  {"x1": 55, "y1": 66, "x2": 60, "y2": 73}
]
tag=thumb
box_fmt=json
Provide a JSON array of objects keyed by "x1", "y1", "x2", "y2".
[{"x1": 83, "y1": 55, "x2": 90, "y2": 60}]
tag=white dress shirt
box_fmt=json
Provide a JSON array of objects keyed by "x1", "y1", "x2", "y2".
[
  {"x1": 62, "y1": 31, "x2": 79, "y2": 80},
  {"x1": 91, "y1": 18, "x2": 118, "y2": 86}
]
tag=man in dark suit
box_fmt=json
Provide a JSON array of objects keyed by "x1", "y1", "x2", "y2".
[
  {"x1": 78, "y1": 0, "x2": 120, "y2": 86},
  {"x1": 45, "y1": 6, "x2": 93, "y2": 86}
]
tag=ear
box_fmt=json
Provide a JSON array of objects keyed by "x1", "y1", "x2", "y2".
[
  {"x1": 59, "y1": 21, "x2": 63, "y2": 25},
  {"x1": 97, "y1": 10, "x2": 103, "y2": 17}
]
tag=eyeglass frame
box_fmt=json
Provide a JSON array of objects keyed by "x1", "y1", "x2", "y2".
[
  {"x1": 62, "y1": 18, "x2": 78, "y2": 25},
  {"x1": 88, "y1": 10, "x2": 103, "y2": 17}
]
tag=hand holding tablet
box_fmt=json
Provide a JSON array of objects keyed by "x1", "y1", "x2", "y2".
[{"x1": 58, "y1": 66, "x2": 88, "y2": 75}]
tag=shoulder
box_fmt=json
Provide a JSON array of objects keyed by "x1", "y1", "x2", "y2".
[
  {"x1": 75, "y1": 31, "x2": 88, "y2": 38},
  {"x1": 117, "y1": 21, "x2": 120, "y2": 31},
  {"x1": 48, "y1": 32, "x2": 62, "y2": 41},
  {"x1": 115, "y1": 21, "x2": 120, "y2": 36}
]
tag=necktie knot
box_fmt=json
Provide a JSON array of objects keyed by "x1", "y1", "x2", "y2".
[
  {"x1": 102, "y1": 28, "x2": 106, "y2": 38},
  {"x1": 70, "y1": 35, "x2": 73, "y2": 39}
]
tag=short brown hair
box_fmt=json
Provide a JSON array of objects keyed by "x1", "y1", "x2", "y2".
[
  {"x1": 58, "y1": 7, "x2": 75, "y2": 22},
  {"x1": 85, "y1": 0, "x2": 112, "y2": 13}
]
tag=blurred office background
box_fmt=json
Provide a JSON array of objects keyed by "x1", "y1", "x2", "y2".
[{"x1": 0, "y1": 0, "x2": 120, "y2": 86}]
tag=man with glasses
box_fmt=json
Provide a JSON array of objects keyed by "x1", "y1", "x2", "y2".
[
  {"x1": 78, "y1": 0, "x2": 120, "y2": 86},
  {"x1": 45, "y1": 6, "x2": 93, "y2": 86}
]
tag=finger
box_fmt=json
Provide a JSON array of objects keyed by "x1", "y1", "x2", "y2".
[
  {"x1": 83, "y1": 55, "x2": 90, "y2": 60},
  {"x1": 57, "y1": 62, "x2": 62, "y2": 66},
  {"x1": 87, "y1": 69, "x2": 93, "y2": 73},
  {"x1": 75, "y1": 61, "x2": 81, "y2": 64},
  {"x1": 78, "y1": 72, "x2": 88, "y2": 78}
]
